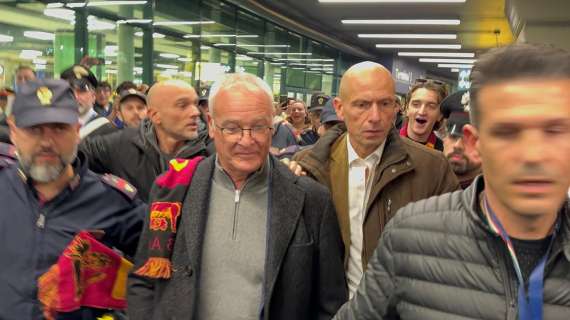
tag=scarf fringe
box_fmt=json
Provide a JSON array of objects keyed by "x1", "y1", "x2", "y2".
[{"x1": 134, "y1": 257, "x2": 172, "y2": 279}]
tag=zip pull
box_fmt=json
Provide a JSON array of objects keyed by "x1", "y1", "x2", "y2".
[
  {"x1": 235, "y1": 190, "x2": 241, "y2": 203},
  {"x1": 386, "y1": 198, "x2": 392, "y2": 214},
  {"x1": 36, "y1": 213, "x2": 46, "y2": 229}
]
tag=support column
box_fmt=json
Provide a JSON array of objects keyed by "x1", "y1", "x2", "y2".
[
  {"x1": 54, "y1": 31, "x2": 75, "y2": 77},
  {"x1": 74, "y1": 7, "x2": 88, "y2": 64},
  {"x1": 117, "y1": 6, "x2": 135, "y2": 84},
  {"x1": 142, "y1": 0, "x2": 154, "y2": 85}
]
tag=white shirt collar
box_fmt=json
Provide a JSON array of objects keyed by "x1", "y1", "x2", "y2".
[{"x1": 346, "y1": 134, "x2": 385, "y2": 167}]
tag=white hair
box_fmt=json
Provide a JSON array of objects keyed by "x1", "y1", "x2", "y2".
[{"x1": 208, "y1": 73, "x2": 273, "y2": 117}]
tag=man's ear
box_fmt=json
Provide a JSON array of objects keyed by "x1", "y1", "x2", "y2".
[
  {"x1": 6, "y1": 116, "x2": 16, "y2": 144},
  {"x1": 333, "y1": 97, "x2": 344, "y2": 121},
  {"x1": 147, "y1": 107, "x2": 159, "y2": 125},
  {"x1": 207, "y1": 113, "x2": 215, "y2": 139},
  {"x1": 463, "y1": 124, "x2": 479, "y2": 155}
]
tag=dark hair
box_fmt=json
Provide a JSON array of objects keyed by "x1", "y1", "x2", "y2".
[
  {"x1": 97, "y1": 81, "x2": 112, "y2": 91},
  {"x1": 469, "y1": 43, "x2": 570, "y2": 127},
  {"x1": 115, "y1": 81, "x2": 137, "y2": 95},
  {"x1": 406, "y1": 80, "x2": 448, "y2": 131}
]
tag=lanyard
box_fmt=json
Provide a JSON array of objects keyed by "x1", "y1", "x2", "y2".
[{"x1": 483, "y1": 194, "x2": 559, "y2": 320}]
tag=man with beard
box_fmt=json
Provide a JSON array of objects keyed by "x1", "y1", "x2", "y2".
[
  {"x1": 441, "y1": 90, "x2": 482, "y2": 188},
  {"x1": 80, "y1": 80, "x2": 212, "y2": 202},
  {"x1": 60, "y1": 65, "x2": 98, "y2": 126},
  {"x1": 0, "y1": 79, "x2": 146, "y2": 320}
]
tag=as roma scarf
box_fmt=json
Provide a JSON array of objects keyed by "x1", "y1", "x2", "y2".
[{"x1": 133, "y1": 156, "x2": 204, "y2": 279}]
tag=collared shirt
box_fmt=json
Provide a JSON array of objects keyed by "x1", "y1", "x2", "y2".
[
  {"x1": 346, "y1": 135, "x2": 385, "y2": 297},
  {"x1": 78, "y1": 108, "x2": 98, "y2": 127}
]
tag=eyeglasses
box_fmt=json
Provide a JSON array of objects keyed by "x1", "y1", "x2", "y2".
[
  {"x1": 413, "y1": 78, "x2": 446, "y2": 86},
  {"x1": 214, "y1": 123, "x2": 273, "y2": 141}
]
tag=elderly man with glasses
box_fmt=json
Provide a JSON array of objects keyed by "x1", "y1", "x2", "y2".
[{"x1": 128, "y1": 73, "x2": 347, "y2": 320}]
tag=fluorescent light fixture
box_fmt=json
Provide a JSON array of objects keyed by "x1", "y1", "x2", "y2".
[
  {"x1": 35, "y1": 64, "x2": 47, "y2": 70},
  {"x1": 271, "y1": 62, "x2": 285, "y2": 65},
  {"x1": 200, "y1": 46, "x2": 211, "y2": 50},
  {"x1": 47, "y1": 2, "x2": 64, "y2": 8},
  {"x1": 276, "y1": 58, "x2": 334, "y2": 62},
  {"x1": 236, "y1": 55, "x2": 253, "y2": 61},
  {"x1": 213, "y1": 43, "x2": 236, "y2": 47},
  {"x1": 160, "y1": 53, "x2": 180, "y2": 59},
  {"x1": 238, "y1": 44, "x2": 291, "y2": 48},
  {"x1": 398, "y1": 51, "x2": 475, "y2": 58},
  {"x1": 105, "y1": 69, "x2": 118, "y2": 74},
  {"x1": 342, "y1": 19, "x2": 460, "y2": 25},
  {"x1": 0, "y1": 34, "x2": 14, "y2": 42},
  {"x1": 105, "y1": 60, "x2": 113, "y2": 65},
  {"x1": 155, "y1": 63, "x2": 178, "y2": 69},
  {"x1": 88, "y1": 16, "x2": 116, "y2": 31},
  {"x1": 87, "y1": 1, "x2": 147, "y2": 6},
  {"x1": 321, "y1": 0, "x2": 465, "y2": 2},
  {"x1": 184, "y1": 34, "x2": 258, "y2": 39},
  {"x1": 66, "y1": 2, "x2": 86, "y2": 8},
  {"x1": 43, "y1": 8, "x2": 75, "y2": 21},
  {"x1": 451, "y1": 68, "x2": 460, "y2": 72},
  {"x1": 20, "y1": 50, "x2": 43, "y2": 59},
  {"x1": 33, "y1": 58, "x2": 47, "y2": 65},
  {"x1": 376, "y1": 44, "x2": 461, "y2": 49},
  {"x1": 437, "y1": 63, "x2": 473, "y2": 68},
  {"x1": 117, "y1": 19, "x2": 152, "y2": 24},
  {"x1": 249, "y1": 52, "x2": 312, "y2": 56},
  {"x1": 359, "y1": 33, "x2": 456, "y2": 39},
  {"x1": 419, "y1": 58, "x2": 476, "y2": 63},
  {"x1": 134, "y1": 67, "x2": 143, "y2": 74},
  {"x1": 154, "y1": 20, "x2": 215, "y2": 26},
  {"x1": 292, "y1": 67, "x2": 305, "y2": 70},
  {"x1": 179, "y1": 71, "x2": 193, "y2": 78},
  {"x1": 134, "y1": 31, "x2": 165, "y2": 38},
  {"x1": 177, "y1": 57, "x2": 192, "y2": 62},
  {"x1": 24, "y1": 31, "x2": 55, "y2": 41}
]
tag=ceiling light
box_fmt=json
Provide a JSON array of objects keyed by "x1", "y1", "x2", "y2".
[
  {"x1": 451, "y1": 68, "x2": 460, "y2": 72},
  {"x1": 213, "y1": 43, "x2": 236, "y2": 47},
  {"x1": 155, "y1": 63, "x2": 178, "y2": 69},
  {"x1": 238, "y1": 44, "x2": 291, "y2": 48},
  {"x1": 32, "y1": 58, "x2": 47, "y2": 65},
  {"x1": 47, "y1": 2, "x2": 64, "y2": 8},
  {"x1": 359, "y1": 33, "x2": 457, "y2": 39},
  {"x1": 236, "y1": 55, "x2": 253, "y2": 61},
  {"x1": 271, "y1": 62, "x2": 284, "y2": 65},
  {"x1": 105, "y1": 60, "x2": 113, "y2": 65},
  {"x1": 200, "y1": 46, "x2": 211, "y2": 50},
  {"x1": 249, "y1": 52, "x2": 312, "y2": 56},
  {"x1": 419, "y1": 58, "x2": 476, "y2": 63},
  {"x1": 66, "y1": 2, "x2": 87, "y2": 8},
  {"x1": 292, "y1": 67, "x2": 305, "y2": 70},
  {"x1": 117, "y1": 19, "x2": 152, "y2": 24},
  {"x1": 321, "y1": 0, "x2": 465, "y2": 2},
  {"x1": 105, "y1": 69, "x2": 118, "y2": 74},
  {"x1": 179, "y1": 71, "x2": 193, "y2": 78},
  {"x1": 154, "y1": 20, "x2": 215, "y2": 26},
  {"x1": 276, "y1": 58, "x2": 334, "y2": 62},
  {"x1": 24, "y1": 31, "x2": 55, "y2": 41},
  {"x1": 43, "y1": 8, "x2": 75, "y2": 21},
  {"x1": 342, "y1": 19, "x2": 460, "y2": 25},
  {"x1": 87, "y1": 1, "x2": 147, "y2": 6},
  {"x1": 184, "y1": 34, "x2": 258, "y2": 39},
  {"x1": 160, "y1": 53, "x2": 180, "y2": 59},
  {"x1": 376, "y1": 44, "x2": 461, "y2": 49},
  {"x1": 398, "y1": 51, "x2": 475, "y2": 57},
  {"x1": 437, "y1": 63, "x2": 473, "y2": 68},
  {"x1": 20, "y1": 50, "x2": 43, "y2": 59},
  {"x1": 88, "y1": 16, "x2": 116, "y2": 31},
  {"x1": 134, "y1": 31, "x2": 165, "y2": 38},
  {"x1": 0, "y1": 34, "x2": 14, "y2": 42},
  {"x1": 35, "y1": 64, "x2": 47, "y2": 70},
  {"x1": 177, "y1": 58, "x2": 192, "y2": 62}
]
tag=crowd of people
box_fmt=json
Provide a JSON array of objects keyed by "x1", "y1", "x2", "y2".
[{"x1": 0, "y1": 42, "x2": 569, "y2": 320}]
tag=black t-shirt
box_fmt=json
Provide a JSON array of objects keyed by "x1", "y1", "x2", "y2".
[{"x1": 511, "y1": 235, "x2": 552, "y2": 284}]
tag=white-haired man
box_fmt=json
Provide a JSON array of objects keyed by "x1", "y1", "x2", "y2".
[
  {"x1": 128, "y1": 73, "x2": 347, "y2": 320},
  {"x1": 79, "y1": 80, "x2": 213, "y2": 202}
]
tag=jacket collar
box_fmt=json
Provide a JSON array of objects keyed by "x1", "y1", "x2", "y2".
[{"x1": 462, "y1": 176, "x2": 570, "y2": 261}]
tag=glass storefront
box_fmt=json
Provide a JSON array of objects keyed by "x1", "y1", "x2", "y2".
[{"x1": 0, "y1": 0, "x2": 362, "y2": 100}]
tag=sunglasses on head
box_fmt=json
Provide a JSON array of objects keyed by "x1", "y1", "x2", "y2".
[{"x1": 413, "y1": 78, "x2": 446, "y2": 86}]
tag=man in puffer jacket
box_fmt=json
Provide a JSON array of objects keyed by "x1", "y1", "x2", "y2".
[{"x1": 334, "y1": 43, "x2": 570, "y2": 320}]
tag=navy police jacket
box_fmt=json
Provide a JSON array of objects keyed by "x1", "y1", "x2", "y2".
[{"x1": 0, "y1": 146, "x2": 146, "y2": 320}]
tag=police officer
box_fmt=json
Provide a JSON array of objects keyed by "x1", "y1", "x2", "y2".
[
  {"x1": 440, "y1": 90, "x2": 482, "y2": 188},
  {"x1": 0, "y1": 79, "x2": 146, "y2": 319}
]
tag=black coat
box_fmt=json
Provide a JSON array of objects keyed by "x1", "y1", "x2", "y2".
[
  {"x1": 79, "y1": 120, "x2": 211, "y2": 202},
  {"x1": 128, "y1": 156, "x2": 348, "y2": 320}
]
